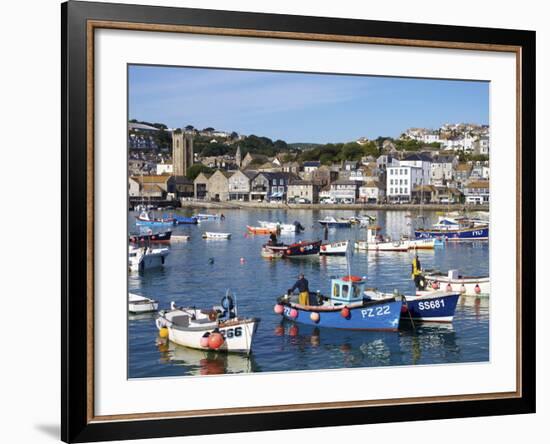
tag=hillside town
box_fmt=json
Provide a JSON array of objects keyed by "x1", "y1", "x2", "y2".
[{"x1": 128, "y1": 121, "x2": 490, "y2": 207}]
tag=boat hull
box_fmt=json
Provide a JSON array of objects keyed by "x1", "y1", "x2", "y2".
[
  {"x1": 157, "y1": 316, "x2": 259, "y2": 353},
  {"x1": 354, "y1": 240, "x2": 408, "y2": 252},
  {"x1": 402, "y1": 293, "x2": 460, "y2": 322},
  {"x1": 129, "y1": 231, "x2": 172, "y2": 244},
  {"x1": 423, "y1": 274, "x2": 490, "y2": 296},
  {"x1": 320, "y1": 241, "x2": 349, "y2": 256},
  {"x1": 280, "y1": 300, "x2": 402, "y2": 331},
  {"x1": 415, "y1": 226, "x2": 489, "y2": 241},
  {"x1": 128, "y1": 293, "x2": 158, "y2": 313},
  {"x1": 171, "y1": 215, "x2": 198, "y2": 225},
  {"x1": 283, "y1": 240, "x2": 321, "y2": 258}
]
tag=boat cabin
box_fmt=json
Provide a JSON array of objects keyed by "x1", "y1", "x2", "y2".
[
  {"x1": 366, "y1": 225, "x2": 383, "y2": 243},
  {"x1": 330, "y1": 275, "x2": 366, "y2": 305}
]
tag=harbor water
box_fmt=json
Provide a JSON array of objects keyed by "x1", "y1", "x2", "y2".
[{"x1": 128, "y1": 209, "x2": 489, "y2": 378}]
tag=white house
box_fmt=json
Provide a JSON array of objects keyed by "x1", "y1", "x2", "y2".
[
  {"x1": 303, "y1": 161, "x2": 321, "y2": 173},
  {"x1": 329, "y1": 180, "x2": 359, "y2": 203},
  {"x1": 430, "y1": 155, "x2": 457, "y2": 184},
  {"x1": 359, "y1": 180, "x2": 385, "y2": 203},
  {"x1": 386, "y1": 165, "x2": 424, "y2": 202}
]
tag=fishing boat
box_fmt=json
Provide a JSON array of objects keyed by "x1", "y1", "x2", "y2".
[
  {"x1": 422, "y1": 269, "x2": 490, "y2": 296},
  {"x1": 274, "y1": 275, "x2": 402, "y2": 331},
  {"x1": 258, "y1": 220, "x2": 305, "y2": 233},
  {"x1": 320, "y1": 240, "x2": 350, "y2": 256},
  {"x1": 128, "y1": 293, "x2": 159, "y2": 313},
  {"x1": 171, "y1": 234, "x2": 191, "y2": 242},
  {"x1": 170, "y1": 214, "x2": 198, "y2": 225},
  {"x1": 400, "y1": 235, "x2": 436, "y2": 250},
  {"x1": 135, "y1": 210, "x2": 175, "y2": 227},
  {"x1": 195, "y1": 213, "x2": 224, "y2": 221},
  {"x1": 247, "y1": 225, "x2": 276, "y2": 235},
  {"x1": 202, "y1": 232, "x2": 231, "y2": 239},
  {"x1": 318, "y1": 216, "x2": 352, "y2": 228},
  {"x1": 156, "y1": 292, "x2": 260, "y2": 354},
  {"x1": 129, "y1": 230, "x2": 172, "y2": 244},
  {"x1": 267, "y1": 240, "x2": 322, "y2": 258},
  {"x1": 415, "y1": 217, "x2": 489, "y2": 241},
  {"x1": 354, "y1": 226, "x2": 408, "y2": 252},
  {"x1": 128, "y1": 245, "x2": 170, "y2": 272},
  {"x1": 364, "y1": 289, "x2": 460, "y2": 323}
]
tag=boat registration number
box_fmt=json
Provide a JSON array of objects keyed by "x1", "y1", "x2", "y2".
[
  {"x1": 418, "y1": 299, "x2": 445, "y2": 310},
  {"x1": 361, "y1": 305, "x2": 391, "y2": 318},
  {"x1": 219, "y1": 327, "x2": 243, "y2": 338}
]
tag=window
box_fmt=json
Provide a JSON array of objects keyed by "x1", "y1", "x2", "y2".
[
  {"x1": 342, "y1": 285, "x2": 349, "y2": 298},
  {"x1": 272, "y1": 179, "x2": 277, "y2": 185},
  {"x1": 333, "y1": 284, "x2": 340, "y2": 297},
  {"x1": 404, "y1": 179, "x2": 408, "y2": 185}
]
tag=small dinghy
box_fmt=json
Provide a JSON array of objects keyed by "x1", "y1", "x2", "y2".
[
  {"x1": 156, "y1": 292, "x2": 260, "y2": 354},
  {"x1": 128, "y1": 245, "x2": 169, "y2": 272},
  {"x1": 400, "y1": 235, "x2": 436, "y2": 250},
  {"x1": 261, "y1": 245, "x2": 285, "y2": 259},
  {"x1": 320, "y1": 240, "x2": 350, "y2": 256},
  {"x1": 422, "y1": 269, "x2": 490, "y2": 296},
  {"x1": 171, "y1": 234, "x2": 191, "y2": 242},
  {"x1": 274, "y1": 275, "x2": 402, "y2": 331},
  {"x1": 202, "y1": 232, "x2": 231, "y2": 239},
  {"x1": 364, "y1": 289, "x2": 460, "y2": 323},
  {"x1": 128, "y1": 293, "x2": 159, "y2": 313},
  {"x1": 129, "y1": 230, "x2": 172, "y2": 244}
]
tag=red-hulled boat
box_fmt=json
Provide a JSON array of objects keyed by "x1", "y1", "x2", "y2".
[
  {"x1": 129, "y1": 230, "x2": 172, "y2": 244},
  {"x1": 265, "y1": 240, "x2": 322, "y2": 258}
]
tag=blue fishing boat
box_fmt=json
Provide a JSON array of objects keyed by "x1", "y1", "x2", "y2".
[
  {"x1": 274, "y1": 275, "x2": 402, "y2": 331},
  {"x1": 135, "y1": 211, "x2": 175, "y2": 227},
  {"x1": 415, "y1": 217, "x2": 489, "y2": 241},
  {"x1": 169, "y1": 214, "x2": 198, "y2": 225},
  {"x1": 364, "y1": 289, "x2": 460, "y2": 323}
]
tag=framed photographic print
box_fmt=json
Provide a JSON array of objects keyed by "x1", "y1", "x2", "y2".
[{"x1": 61, "y1": 1, "x2": 536, "y2": 442}]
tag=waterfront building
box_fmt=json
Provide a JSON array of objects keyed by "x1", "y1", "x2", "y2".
[
  {"x1": 359, "y1": 180, "x2": 385, "y2": 203},
  {"x1": 207, "y1": 170, "x2": 232, "y2": 201},
  {"x1": 172, "y1": 130, "x2": 194, "y2": 176},
  {"x1": 329, "y1": 180, "x2": 360, "y2": 203},
  {"x1": 172, "y1": 176, "x2": 194, "y2": 198},
  {"x1": 386, "y1": 165, "x2": 423, "y2": 203},
  {"x1": 287, "y1": 180, "x2": 320, "y2": 203},
  {"x1": 228, "y1": 170, "x2": 257, "y2": 201},
  {"x1": 250, "y1": 172, "x2": 298, "y2": 201},
  {"x1": 463, "y1": 180, "x2": 490, "y2": 204},
  {"x1": 193, "y1": 172, "x2": 211, "y2": 200}
]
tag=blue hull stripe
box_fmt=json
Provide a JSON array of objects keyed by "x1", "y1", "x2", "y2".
[
  {"x1": 403, "y1": 294, "x2": 460, "y2": 321},
  {"x1": 282, "y1": 300, "x2": 402, "y2": 331},
  {"x1": 415, "y1": 226, "x2": 488, "y2": 240}
]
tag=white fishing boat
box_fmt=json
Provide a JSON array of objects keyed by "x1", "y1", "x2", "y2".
[
  {"x1": 128, "y1": 293, "x2": 159, "y2": 313},
  {"x1": 422, "y1": 269, "x2": 490, "y2": 296},
  {"x1": 195, "y1": 213, "x2": 224, "y2": 221},
  {"x1": 320, "y1": 240, "x2": 350, "y2": 256},
  {"x1": 258, "y1": 220, "x2": 305, "y2": 233},
  {"x1": 202, "y1": 232, "x2": 231, "y2": 239},
  {"x1": 261, "y1": 245, "x2": 285, "y2": 259},
  {"x1": 128, "y1": 245, "x2": 170, "y2": 272},
  {"x1": 401, "y1": 236, "x2": 436, "y2": 250},
  {"x1": 354, "y1": 226, "x2": 408, "y2": 252},
  {"x1": 156, "y1": 292, "x2": 260, "y2": 354},
  {"x1": 318, "y1": 216, "x2": 352, "y2": 228},
  {"x1": 171, "y1": 234, "x2": 191, "y2": 242}
]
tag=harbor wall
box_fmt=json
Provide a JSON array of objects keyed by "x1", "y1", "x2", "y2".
[{"x1": 178, "y1": 199, "x2": 489, "y2": 212}]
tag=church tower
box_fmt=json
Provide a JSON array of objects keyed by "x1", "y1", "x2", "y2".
[
  {"x1": 172, "y1": 129, "x2": 194, "y2": 176},
  {"x1": 235, "y1": 145, "x2": 242, "y2": 168}
]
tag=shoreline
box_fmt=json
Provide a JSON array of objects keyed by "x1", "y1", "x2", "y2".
[{"x1": 177, "y1": 200, "x2": 489, "y2": 212}]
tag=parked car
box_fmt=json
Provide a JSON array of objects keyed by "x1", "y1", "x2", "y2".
[{"x1": 297, "y1": 198, "x2": 311, "y2": 204}]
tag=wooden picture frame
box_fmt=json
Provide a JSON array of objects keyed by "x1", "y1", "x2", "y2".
[{"x1": 62, "y1": 1, "x2": 535, "y2": 442}]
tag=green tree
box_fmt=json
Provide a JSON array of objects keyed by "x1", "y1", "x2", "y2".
[{"x1": 186, "y1": 164, "x2": 213, "y2": 181}]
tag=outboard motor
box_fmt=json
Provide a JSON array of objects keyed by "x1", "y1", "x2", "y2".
[
  {"x1": 220, "y1": 293, "x2": 236, "y2": 319},
  {"x1": 294, "y1": 221, "x2": 305, "y2": 232}
]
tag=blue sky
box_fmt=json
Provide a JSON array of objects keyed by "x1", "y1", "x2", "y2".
[{"x1": 129, "y1": 65, "x2": 489, "y2": 144}]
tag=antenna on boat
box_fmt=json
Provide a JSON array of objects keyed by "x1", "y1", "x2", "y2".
[{"x1": 345, "y1": 243, "x2": 352, "y2": 279}]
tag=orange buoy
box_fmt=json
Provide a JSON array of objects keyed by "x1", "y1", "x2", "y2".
[
  {"x1": 289, "y1": 308, "x2": 298, "y2": 319},
  {"x1": 273, "y1": 304, "x2": 284, "y2": 315},
  {"x1": 432, "y1": 281, "x2": 440, "y2": 290},
  {"x1": 340, "y1": 307, "x2": 351, "y2": 319},
  {"x1": 208, "y1": 332, "x2": 225, "y2": 350},
  {"x1": 310, "y1": 312, "x2": 320, "y2": 323},
  {"x1": 474, "y1": 284, "x2": 481, "y2": 294},
  {"x1": 321, "y1": 245, "x2": 327, "y2": 251}
]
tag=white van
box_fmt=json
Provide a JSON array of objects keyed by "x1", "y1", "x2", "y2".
[{"x1": 466, "y1": 196, "x2": 483, "y2": 205}]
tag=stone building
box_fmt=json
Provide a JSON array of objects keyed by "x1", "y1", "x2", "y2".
[
  {"x1": 207, "y1": 170, "x2": 231, "y2": 201},
  {"x1": 172, "y1": 130, "x2": 194, "y2": 176}
]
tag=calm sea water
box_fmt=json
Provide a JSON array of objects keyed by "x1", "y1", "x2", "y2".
[{"x1": 128, "y1": 209, "x2": 489, "y2": 378}]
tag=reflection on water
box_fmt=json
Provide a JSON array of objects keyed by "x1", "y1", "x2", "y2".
[{"x1": 128, "y1": 209, "x2": 489, "y2": 378}]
